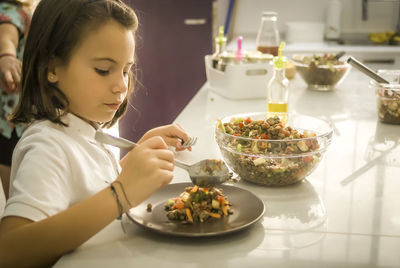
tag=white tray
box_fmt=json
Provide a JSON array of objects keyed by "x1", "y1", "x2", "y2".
[{"x1": 204, "y1": 55, "x2": 273, "y2": 100}]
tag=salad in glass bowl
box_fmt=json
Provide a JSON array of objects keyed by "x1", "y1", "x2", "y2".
[
  {"x1": 292, "y1": 53, "x2": 351, "y2": 91},
  {"x1": 215, "y1": 113, "x2": 333, "y2": 186}
]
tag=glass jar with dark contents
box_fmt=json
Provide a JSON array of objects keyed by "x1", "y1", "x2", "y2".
[{"x1": 256, "y1": 11, "x2": 280, "y2": 56}]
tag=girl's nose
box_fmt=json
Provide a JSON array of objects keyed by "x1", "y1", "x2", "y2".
[{"x1": 112, "y1": 73, "x2": 129, "y2": 93}]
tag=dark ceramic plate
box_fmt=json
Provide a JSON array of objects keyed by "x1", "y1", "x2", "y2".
[{"x1": 127, "y1": 182, "x2": 265, "y2": 237}]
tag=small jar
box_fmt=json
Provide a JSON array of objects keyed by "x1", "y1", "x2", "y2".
[
  {"x1": 371, "y1": 70, "x2": 400, "y2": 124},
  {"x1": 246, "y1": 51, "x2": 273, "y2": 64},
  {"x1": 258, "y1": 53, "x2": 274, "y2": 63},
  {"x1": 245, "y1": 50, "x2": 262, "y2": 63},
  {"x1": 217, "y1": 51, "x2": 240, "y2": 71}
]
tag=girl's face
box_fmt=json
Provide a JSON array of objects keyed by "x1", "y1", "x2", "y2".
[{"x1": 54, "y1": 19, "x2": 135, "y2": 123}]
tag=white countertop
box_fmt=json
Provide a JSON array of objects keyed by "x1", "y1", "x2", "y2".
[{"x1": 55, "y1": 69, "x2": 400, "y2": 267}]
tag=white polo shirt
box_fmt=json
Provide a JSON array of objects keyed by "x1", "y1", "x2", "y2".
[{"x1": 2, "y1": 114, "x2": 121, "y2": 221}]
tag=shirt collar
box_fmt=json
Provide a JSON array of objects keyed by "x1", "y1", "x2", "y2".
[{"x1": 61, "y1": 113, "x2": 98, "y2": 143}]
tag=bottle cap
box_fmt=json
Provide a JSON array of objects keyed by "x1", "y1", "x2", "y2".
[
  {"x1": 217, "y1": 25, "x2": 226, "y2": 45},
  {"x1": 274, "y1": 41, "x2": 285, "y2": 69}
]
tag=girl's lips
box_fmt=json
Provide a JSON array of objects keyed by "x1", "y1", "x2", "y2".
[{"x1": 106, "y1": 103, "x2": 122, "y2": 110}]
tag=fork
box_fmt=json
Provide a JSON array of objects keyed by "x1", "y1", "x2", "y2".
[
  {"x1": 95, "y1": 131, "x2": 229, "y2": 186},
  {"x1": 181, "y1": 136, "x2": 197, "y2": 148}
]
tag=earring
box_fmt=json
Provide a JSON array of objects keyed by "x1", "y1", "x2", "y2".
[{"x1": 48, "y1": 73, "x2": 57, "y2": 83}]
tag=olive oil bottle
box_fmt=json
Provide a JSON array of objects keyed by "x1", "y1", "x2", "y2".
[{"x1": 266, "y1": 42, "x2": 289, "y2": 123}]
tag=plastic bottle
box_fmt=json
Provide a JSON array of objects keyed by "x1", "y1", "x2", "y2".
[
  {"x1": 211, "y1": 25, "x2": 227, "y2": 68},
  {"x1": 256, "y1": 11, "x2": 280, "y2": 56},
  {"x1": 266, "y1": 42, "x2": 289, "y2": 122},
  {"x1": 325, "y1": 0, "x2": 342, "y2": 40}
]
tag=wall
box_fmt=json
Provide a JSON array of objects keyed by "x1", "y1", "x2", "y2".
[
  {"x1": 220, "y1": 0, "x2": 399, "y2": 38},
  {"x1": 119, "y1": 0, "x2": 213, "y2": 150},
  {"x1": 341, "y1": 0, "x2": 399, "y2": 33}
]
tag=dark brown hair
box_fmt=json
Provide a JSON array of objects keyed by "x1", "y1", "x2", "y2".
[{"x1": 9, "y1": 0, "x2": 138, "y2": 128}]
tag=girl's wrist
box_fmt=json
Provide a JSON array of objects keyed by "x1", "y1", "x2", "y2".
[
  {"x1": 110, "y1": 181, "x2": 133, "y2": 219},
  {"x1": 110, "y1": 183, "x2": 125, "y2": 219},
  {"x1": 112, "y1": 181, "x2": 133, "y2": 209},
  {"x1": 0, "y1": 53, "x2": 17, "y2": 59}
]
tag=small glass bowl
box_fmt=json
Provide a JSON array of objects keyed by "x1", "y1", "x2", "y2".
[{"x1": 292, "y1": 54, "x2": 351, "y2": 91}]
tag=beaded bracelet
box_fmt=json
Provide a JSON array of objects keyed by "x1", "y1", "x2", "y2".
[
  {"x1": 0, "y1": 53, "x2": 17, "y2": 59},
  {"x1": 110, "y1": 184, "x2": 124, "y2": 219}
]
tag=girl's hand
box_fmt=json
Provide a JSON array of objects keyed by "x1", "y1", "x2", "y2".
[
  {"x1": 117, "y1": 136, "x2": 174, "y2": 207},
  {"x1": 0, "y1": 55, "x2": 22, "y2": 94},
  {"x1": 139, "y1": 123, "x2": 192, "y2": 151}
]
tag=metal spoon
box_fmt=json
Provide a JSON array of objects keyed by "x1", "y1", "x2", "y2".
[
  {"x1": 94, "y1": 131, "x2": 231, "y2": 187},
  {"x1": 347, "y1": 56, "x2": 400, "y2": 98},
  {"x1": 347, "y1": 56, "x2": 390, "y2": 84}
]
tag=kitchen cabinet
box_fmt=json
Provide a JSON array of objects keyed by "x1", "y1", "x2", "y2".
[{"x1": 120, "y1": 0, "x2": 213, "y2": 153}]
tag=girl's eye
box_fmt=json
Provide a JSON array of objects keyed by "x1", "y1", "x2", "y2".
[{"x1": 95, "y1": 68, "x2": 109, "y2": 76}]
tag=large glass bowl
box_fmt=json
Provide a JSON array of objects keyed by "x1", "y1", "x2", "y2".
[
  {"x1": 292, "y1": 53, "x2": 351, "y2": 91},
  {"x1": 215, "y1": 113, "x2": 333, "y2": 186}
]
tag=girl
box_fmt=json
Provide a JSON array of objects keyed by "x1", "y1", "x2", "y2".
[
  {"x1": 0, "y1": 0, "x2": 39, "y2": 199},
  {"x1": 0, "y1": 0, "x2": 192, "y2": 266}
]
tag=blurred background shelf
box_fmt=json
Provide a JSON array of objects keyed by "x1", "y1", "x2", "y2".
[{"x1": 120, "y1": 0, "x2": 213, "y2": 155}]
